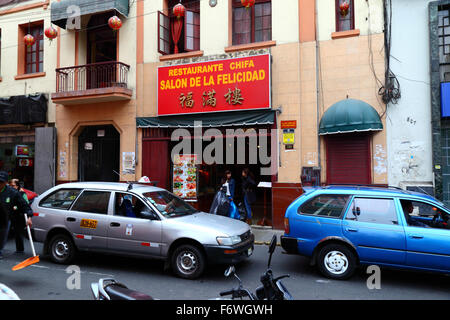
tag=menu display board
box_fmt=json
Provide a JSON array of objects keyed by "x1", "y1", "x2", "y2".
[{"x1": 172, "y1": 154, "x2": 198, "y2": 201}]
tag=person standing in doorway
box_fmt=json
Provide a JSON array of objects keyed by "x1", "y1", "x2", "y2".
[
  {"x1": 222, "y1": 170, "x2": 236, "y2": 200},
  {"x1": 9, "y1": 179, "x2": 29, "y2": 254},
  {"x1": 0, "y1": 172, "x2": 33, "y2": 259},
  {"x1": 241, "y1": 168, "x2": 256, "y2": 225}
]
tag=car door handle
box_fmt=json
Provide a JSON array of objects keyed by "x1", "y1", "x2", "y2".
[
  {"x1": 66, "y1": 217, "x2": 76, "y2": 222},
  {"x1": 110, "y1": 222, "x2": 121, "y2": 227},
  {"x1": 346, "y1": 228, "x2": 358, "y2": 232},
  {"x1": 409, "y1": 234, "x2": 424, "y2": 239}
]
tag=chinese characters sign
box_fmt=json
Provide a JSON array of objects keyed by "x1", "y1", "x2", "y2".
[{"x1": 158, "y1": 54, "x2": 271, "y2": 116}]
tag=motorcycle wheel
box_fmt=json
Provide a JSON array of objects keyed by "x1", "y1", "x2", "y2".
[{"x1": 171, "y1": 244, "x2": 205, "y2": 280}]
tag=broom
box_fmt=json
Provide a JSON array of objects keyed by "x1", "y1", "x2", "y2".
[{"x1": 12, "y1": 214, "x2": 39, "y2": 271}]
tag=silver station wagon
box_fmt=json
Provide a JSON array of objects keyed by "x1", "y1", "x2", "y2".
[{"x1": 31, "y1": 182, "x2": 254, "y2": 279}]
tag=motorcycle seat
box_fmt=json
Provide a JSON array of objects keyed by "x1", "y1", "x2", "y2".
[{"x1": 105, "y1": 283, "x2": 153, "y2": 300}]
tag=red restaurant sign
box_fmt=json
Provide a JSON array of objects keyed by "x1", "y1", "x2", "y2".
[{"x1": 157, "y1": 54, "x2": 271, "y2": 116}]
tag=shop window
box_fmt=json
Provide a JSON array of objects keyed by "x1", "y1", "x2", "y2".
[
  {"x1": 158, "y1": 0, "x2": 200, "y2": 55},
  {"x1": 232, "y1": 0, "x2": 271, "y2": 45},
  {"x1": 335, "y1": 0, "x2": 355, "y2": 32}
]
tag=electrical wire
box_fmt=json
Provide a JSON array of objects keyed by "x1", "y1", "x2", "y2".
[{"x1": 378, "y1": 0, "x2": 401, "y2": 107}]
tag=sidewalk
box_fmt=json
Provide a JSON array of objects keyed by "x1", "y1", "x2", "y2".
[{"x1": 251, "y1": 225, "x2": 284, "y2": 246}]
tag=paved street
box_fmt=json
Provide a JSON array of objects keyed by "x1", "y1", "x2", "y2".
[{"x1": 0, "y1": 238, "x2": 448, "y2": 300}]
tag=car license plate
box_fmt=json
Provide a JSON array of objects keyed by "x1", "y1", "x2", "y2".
[
  {"x1": 80, "y1": 219, "x2": 98, "y2": 229},
  {"x1": 247, "y1": 247, "x2": 253, "y2": 256}
]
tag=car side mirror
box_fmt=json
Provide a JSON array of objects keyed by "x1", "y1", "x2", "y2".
[
  {"x1": 352, "y1": 207, "x2": 361, "y2": 216},
  {"x1": 140, "y1": 208, "x2": 158, "y2": 220}
]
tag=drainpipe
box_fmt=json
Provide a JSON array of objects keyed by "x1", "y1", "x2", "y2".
[{"x1": 315, "y1": 0, "x2": 322, "y2": 183}]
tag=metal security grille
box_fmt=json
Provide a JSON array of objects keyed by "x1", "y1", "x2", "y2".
[
  {"x1": 438, "y1": 6, "x2": 450, "y2": 81},
  {"x1": 326, "y1": 133, "x2": 371, "y2": 185},
  {"x1": 439, "y1": 5, "x2": 450, "y2": 206},
  {"x1": 441, "y1": 122, "x2": 450, "y2": 206}
]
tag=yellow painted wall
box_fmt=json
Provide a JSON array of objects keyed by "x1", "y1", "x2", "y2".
[
  {"x1": 316, "y1": 33, "x2": 387, "y2": 184},
  {"x1": 0, "y1": 2, "x2": 57, "y2": 123}
]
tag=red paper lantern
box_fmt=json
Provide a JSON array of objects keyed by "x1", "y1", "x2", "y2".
[
  {"x1": 108, "y1": 15, "x2": 122, "y2": 31},
  {"x1": 44, "y1": 26, "x2": 58, "y2": 40},
  {"x1": 339, "y1": 1, "x2": 350, "y2": 16},
  {"x1": 241, "y1": 0, "x2": 255, "y2": 9},
  {"x1": 173, "y1": 2, "x2": 185, "y2": 19},
  {"x1": 24, "y1": 34, "x2": 35, "y2": 47}
]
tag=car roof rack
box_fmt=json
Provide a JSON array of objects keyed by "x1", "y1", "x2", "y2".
[{"x1": 323, "y1": 184, "x2": 406, "y2": 191}]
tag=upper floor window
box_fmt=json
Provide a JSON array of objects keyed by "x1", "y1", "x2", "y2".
[
  {"x1": 25, "y1": 24, "x2": 44, "y2": 74},
  {"x1": 158, "y1": 0, "x2": 200, "y2": 55},
  {"x1": 232, "y1": 0, "x2": 271, "y2": 46},
  {"x1": 335, "y1": 0, "x2": 355, "y2": 32}
]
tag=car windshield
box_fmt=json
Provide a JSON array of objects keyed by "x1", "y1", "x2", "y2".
[{"x1": 142, "y1": 191, "x2": 198, "y2": 218}]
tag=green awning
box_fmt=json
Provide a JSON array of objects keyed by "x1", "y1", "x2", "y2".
[
  {"x1": 319, "y1": 99, "x2": 383, "y2": 135},
  {"x1": 137, "y1": 110, "x2": 276, "y2": 128},
  {"x1": 51, "y1": 0, "x2": 129, "y2": 29}
]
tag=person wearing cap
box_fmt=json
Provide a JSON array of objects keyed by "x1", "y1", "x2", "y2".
[
  {"x1": 0, "y1": 171, "x2": 33, "y2": 259},
  {"x1": 9, "y1": 179, "x2": 30, "y2": 254}
]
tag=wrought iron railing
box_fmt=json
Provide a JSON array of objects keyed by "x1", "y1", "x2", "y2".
[{"x1": 55, "y1": 61, "x2": 130, "y2": 93}]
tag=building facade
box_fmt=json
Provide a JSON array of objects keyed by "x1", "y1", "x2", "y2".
[
  {"x1": 0, "y1": 0, "x2": 56, "y2": 193},
  {"x1": 385, "y1": 0, "x2": 435, "y2": 199},
  {"x1": 133, "y1": 0, "x2": 387, "y2": 228},
  {"x1": 0, "y1": 0, "x2": 387, "y2": 229}
]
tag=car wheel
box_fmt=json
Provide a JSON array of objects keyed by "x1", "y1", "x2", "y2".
[
  {"x1": 171, "y1": 244, "x2": 205, "y2": 280},
  {"x1": 48, "y1": 234, "x2": 76, "y2": 264},
  {"x1": 317, "y1": 244, "x2": 356, "y2": 280}
]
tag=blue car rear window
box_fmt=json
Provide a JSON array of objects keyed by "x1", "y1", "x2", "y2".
[{"x1": 298, "y1": 195, "x2": 350, "y2": 218}]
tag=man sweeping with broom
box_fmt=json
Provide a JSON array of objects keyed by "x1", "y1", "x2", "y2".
[{"x1": 0, "y1": 171, "x2": 33, "y2": 261}]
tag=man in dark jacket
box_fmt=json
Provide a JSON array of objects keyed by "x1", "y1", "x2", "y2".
[{"x1": 0, "y1": 171, "x2": 33, "y2": 259}]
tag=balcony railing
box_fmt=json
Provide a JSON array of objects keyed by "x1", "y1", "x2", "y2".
[{"x1": 55, "y1": 61, "x2": 130, "y2": 93}]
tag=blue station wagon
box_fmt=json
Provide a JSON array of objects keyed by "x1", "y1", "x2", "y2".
[{"x1": 281, "y1": 186, "x2": 450, "y2": 280}]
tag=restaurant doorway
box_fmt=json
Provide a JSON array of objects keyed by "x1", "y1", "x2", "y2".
[
  {"x1": 167, "y1": 125, "x2": 274, "y2": 224},
  {"x1": 78, "y1": 125, "x2": 120, "y2": 182}
]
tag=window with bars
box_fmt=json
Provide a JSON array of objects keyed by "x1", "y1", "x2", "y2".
[
  {"x1": 25, "y1": 24, "x2": 44, "y2": 74},
  {"x1": 158, "y1": 0, "x2": 200, "y2": 55},
  {"x1": 438, "y1": 6, "x2": 450, "y2": 82},
  {"x1": 232, "y1": 0, "x2": 271, "y2": 46},
  {"x1": 335, "y1": 0, "x2": 355, "y2": 32}
]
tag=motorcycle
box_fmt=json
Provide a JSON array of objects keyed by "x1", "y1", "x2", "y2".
[
  {"x1": 90, "y1": 235, "x2": 292, "y2": 300},
  {"x1": 219, "y1": 235, "x2": 293, "y2": 300},
  {"x1": 90, "y1": 278, "x2": 154, "y2": 300}
]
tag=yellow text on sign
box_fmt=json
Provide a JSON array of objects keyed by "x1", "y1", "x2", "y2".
[{"x1": 80, "y1": 219, "x2": 98, "y2": 229}]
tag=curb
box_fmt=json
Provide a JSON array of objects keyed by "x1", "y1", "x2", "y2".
[{"x1": 254, "y1": 241, "x2": 281, "y2": 246}]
